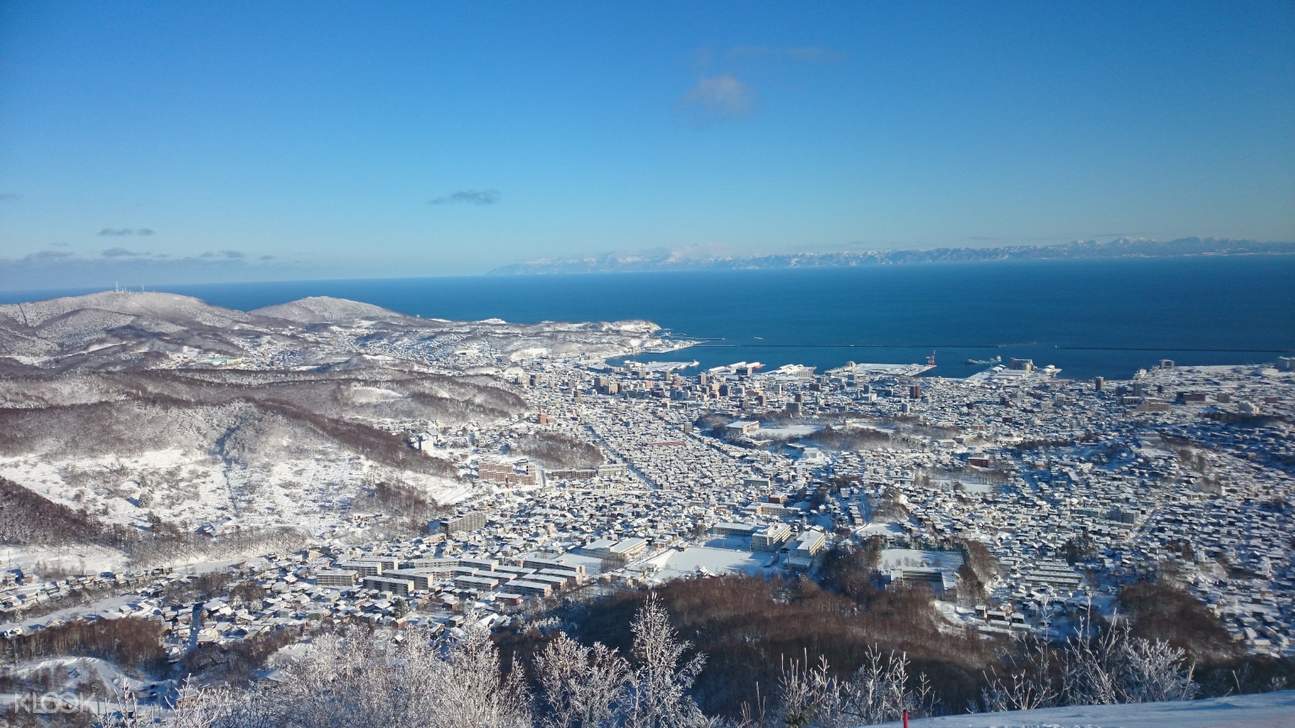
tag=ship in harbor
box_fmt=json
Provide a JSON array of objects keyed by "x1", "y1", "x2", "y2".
[{"x1": 966, "y1": 355, "x2": 1003, "y2": 366}]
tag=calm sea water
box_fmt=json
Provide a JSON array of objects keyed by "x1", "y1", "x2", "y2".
[{"x1": 6, "y1": 257, "x2": 1293, "y2": 380}]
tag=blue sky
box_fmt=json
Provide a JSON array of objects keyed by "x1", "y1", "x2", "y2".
[{"x1": 1, "y1": 0, "x2": 1293, "y2": 289}]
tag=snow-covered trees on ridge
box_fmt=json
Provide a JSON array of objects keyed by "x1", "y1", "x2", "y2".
[{"x1": 95, "y1": 595, "x2": 1202, "y2": 728}]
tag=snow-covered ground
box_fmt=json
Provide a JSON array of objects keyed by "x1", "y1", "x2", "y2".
[
  {"x1": 0, "y1": 543, "x2": 128, "y2": 576},
  {"x1": 641, "y1": 546, "x2": 775, "y2": 581},
  {"x1": 871, "y1": 691, "x2": 1295, "y2": 727},
  {"x1": 879, "y1": 548, "x2": 964, "y2": 572},
  {"x1": 859, "y1": 522, "x2": 908, "y2": 538},
  {"x1": 759, "y1": 424, "x2": 823, "y2": 438},
  {"x1": 0, "y1": 448, "x2": 466, "y2": 541},
  {"x1": 345, "y1": 384, "x2": 404, "y2": 403},
  {"x1": 0, "y1": 655, "x2": 155, "y2": 709}
]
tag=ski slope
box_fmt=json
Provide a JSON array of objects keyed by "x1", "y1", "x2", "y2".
[{"x1": 872, "y1": 690, "x2": 1295, "y2": 727}]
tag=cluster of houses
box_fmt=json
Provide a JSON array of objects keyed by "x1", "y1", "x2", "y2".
[
  {"x1": 0, "y1": 568, "x2": 171, "y2": 632},
  {"x1": 321, "y1": 554, "x2": 587, "y2": 605},
  {"x1": 509, "y1": 356, "x2": 1293, "y2": 654}
]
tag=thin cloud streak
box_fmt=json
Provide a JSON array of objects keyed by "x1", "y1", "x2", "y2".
[
  {"x1": 98, "y1": 227, "x2": 155, "y2": 237},
  {"x1": 0, "y1": 247, "x2": 297, "y2": 291},
  {"x1": 725, "y1": 45, "x2": 846, "y2": 63},
  {"x1": 428, "y1": 189, "x2": 501, "y2": 206}
]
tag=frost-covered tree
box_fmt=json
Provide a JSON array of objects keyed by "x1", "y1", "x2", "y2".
[
  {"x1": 1060, "y1": 618, "x2": 1196, "y2": 706},
  {"x1": 99, "y1": 621, "x2": 531, "y2": 728},
  {"x1": 622, "y1": 593, "x2": 707, "y2": 728},
  {"x1": 164, "y1": 681, "x2": 258, "y2": 728},
  {"x1": 92, "y1": 593, "x2": 1206, "y2": 728},
  {"x1": 534, "y1": 633, "x2": 630, "y2": 728},
  {"x1": 775, "y1": 647, "x2": 935, "y2": 728},
  {"x1": 979, "y1": 610, "x2": 1197, "y2": 713},
  {"x1": 777, "y1": 654, "x2": 846, "y2": 728},
  {"x1": 435, "y1": 621, "x2": 533, "y2": 728},
  {"x1": 1119, "y1": 632, "x2": 1198, "y2": 703}
]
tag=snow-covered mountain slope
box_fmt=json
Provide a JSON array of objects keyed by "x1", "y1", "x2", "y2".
[
  {"x1": 0, "y1": 289, "x2": 676, "y2": 564},
  {"x1": 0, "y1": 291, "x2": 254, "y2": 328}
]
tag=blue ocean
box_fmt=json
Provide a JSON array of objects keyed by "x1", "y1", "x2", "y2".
[{"x1": 5, "y1": 256, "x2": 1293, "y2": 380}]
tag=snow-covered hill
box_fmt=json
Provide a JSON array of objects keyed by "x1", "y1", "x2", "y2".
[
  {"x1": 0, "y1": 289, "x2": 679, "y2": 369},
  {"x1": 252, "y1": 295, "x2": 398, "y2": 323}
]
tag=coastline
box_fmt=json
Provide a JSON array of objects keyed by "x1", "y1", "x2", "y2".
[{"x1": 4, "y1": 257, "x2": 1292, "y2": 381}]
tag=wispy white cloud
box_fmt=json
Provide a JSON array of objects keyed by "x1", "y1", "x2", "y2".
[
  {"x1": 681, "y1": 45, "x2": 839, "y2": 122},
  {"x1": 682, "y1": 74, "x2": 754, "y2": 119}
]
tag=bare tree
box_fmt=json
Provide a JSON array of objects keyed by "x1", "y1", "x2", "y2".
[{"x1": 980, "y1": 635, "x2": 1059, "y2": 712}]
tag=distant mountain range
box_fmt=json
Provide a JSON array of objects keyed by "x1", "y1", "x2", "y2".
[{"x1": 491, "y1": 237, "x2": 1295, "y2": 275}]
